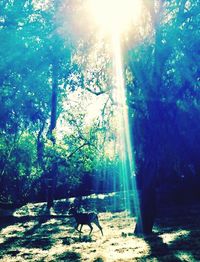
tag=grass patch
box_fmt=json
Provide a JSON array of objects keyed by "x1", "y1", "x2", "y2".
[
  {"x1": 1, "y1": 202, "x2": 200, "y2": 261},
  {"x1": 54, "y1": 251, "x2": 81, "y2": 261}
]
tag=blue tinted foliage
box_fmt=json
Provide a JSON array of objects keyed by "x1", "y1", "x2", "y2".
[{"x1": 0, "y1": 0, "x2": 199, "y2": 206}]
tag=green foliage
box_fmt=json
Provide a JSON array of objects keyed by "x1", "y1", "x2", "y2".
[
  {"x1": 127, "y1": 0, "x2": 200, "y2": 184},
  {"x1": 0, "y1": 0, "x2": 199, "y2": 204}
]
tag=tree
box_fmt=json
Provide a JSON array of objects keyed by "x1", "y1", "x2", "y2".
[
  {"x1": 127, "y1": 0, "x2": 200, "y2": 234},
  {"x1": 0, "y1": 0, "x2": 72, "y2": 204}
]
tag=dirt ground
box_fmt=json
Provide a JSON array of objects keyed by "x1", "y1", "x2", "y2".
[{"x1": 0, "y1": 200, "x2": 200, "y2": 261}]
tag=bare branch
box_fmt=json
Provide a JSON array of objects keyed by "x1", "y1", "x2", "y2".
[
  {"x1": 67, "y1": 142, "x2": 89, "y2": 159},
  {"x1": 85, "y1": 87, "x2": 111, "y2": 96}
]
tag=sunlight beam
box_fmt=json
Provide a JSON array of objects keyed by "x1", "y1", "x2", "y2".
[
  {"x1": 89, "y1": 0, "x2": 142, "y2": 35},
  {"x1": 112, "y1": 31, "x2": 141, "y2": 221},
  {"x1": 88, "y1": 0, "x2": 142, "y2": 223}
]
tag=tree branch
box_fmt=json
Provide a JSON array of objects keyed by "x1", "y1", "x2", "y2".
[{"x1": 85, "y1": 87, "x2": 111, "y2": 96}]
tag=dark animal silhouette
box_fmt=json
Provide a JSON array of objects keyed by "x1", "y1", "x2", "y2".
[{"x1": 68, "y1": 206, "x2": 103, "y2": 235}]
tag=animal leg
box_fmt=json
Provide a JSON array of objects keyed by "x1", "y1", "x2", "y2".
[
  {"x1": 94, "y1": 220, "x2": 103, "y2": 236},
  {"x1": 88, "y1": 223, "x2": 93, "y2": 235},
  {"x1": 79, "y1": 224, "x2": 83, "y2": 233},
  {"x1": 75, "y1": 224, "x2": 81, "y2": 233}
]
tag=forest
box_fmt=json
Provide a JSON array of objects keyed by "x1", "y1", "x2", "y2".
[{"x1": 0, "y1": 0, "x2": 200, "y2": 261}]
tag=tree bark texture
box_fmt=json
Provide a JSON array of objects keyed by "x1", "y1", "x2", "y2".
[
  {"x1": 134, "y1": 185, "x2": 156, "y2": 235},
  {"x1": 46, "y1": 61, "x2": 58, "y2": 208}
]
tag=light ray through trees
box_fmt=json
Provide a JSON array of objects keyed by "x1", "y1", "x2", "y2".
[
  {"x1": 52, "y1": 0, "x2": 144, "y2": 217},
  {"x1": 81, "y1": 0, "x2": 143, "y2": 220},
  {"x1": 112, "y1": 30, "x2": 141, "y2": 221}
]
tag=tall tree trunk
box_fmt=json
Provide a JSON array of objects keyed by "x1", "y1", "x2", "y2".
[
  {"x1": 134, "y1": 158, "x2": 157, "y2": 235},
  {"x1": 134, "y1": 186, "x2": 156, "y2": 235},
  {"x1": 46, "y1": 61, "x2": 58, "y2": 209},
  {"x1": 46, "y1": 161, "x2": 57, "y2": 209},
  {"x1": 134, "y1": 0, "x2": 164, "y2": 235},
  {"x1": 37, "y1": 121, "x2": 45, "y2": 169},
  {"x1": 49, "y1": 62, "x2": 58, "y2": 145}
]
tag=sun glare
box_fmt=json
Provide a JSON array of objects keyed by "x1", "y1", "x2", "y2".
[
  {"x1": 67, "y1": 0, "x2": 142, "y2": 216},
  {"x1": 86, "y1": 0, "x2": 142, "y2": 216},
  {"x1": 89, "y1": 0, "x2": 142, "y2": 35}
]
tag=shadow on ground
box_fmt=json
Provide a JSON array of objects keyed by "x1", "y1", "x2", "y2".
[{"x1": 0, "y1": 206, "x2": 94, "y2": 261}]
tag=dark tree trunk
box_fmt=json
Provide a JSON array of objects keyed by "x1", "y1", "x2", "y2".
[
  {"x1": 132, "y1": 0, "x2": 167, "y2": 236},
  {"x1": 37, "y1": 121, "x2": 45, "y2": 168},
  {"x1": 134, "y1": 185, "x2": 156, "y2": 235},
  {"x1": 46, "y1": 162, "x2": 57, "y2": 209},
  {"x1": 48, "y1": 62, "x2": 58, "y2": 145},
  {"x1": 134, "y1": 134, "x2": 158, "y2": 236},
  {"x1": 46, "y1": 61, "x2": 58, "y2": 209}
]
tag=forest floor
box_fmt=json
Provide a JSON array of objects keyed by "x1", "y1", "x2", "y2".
[{"x1": 0, "y1": 196, "x2": 200, "y2": 261}]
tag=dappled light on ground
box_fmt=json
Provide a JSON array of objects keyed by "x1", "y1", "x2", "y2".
[
  {"x1": 1, "y1": 201, "x2": 200, "y2": 261},
  {"x1": 175, "y1": 251, "x2": 195, "y2": 261},
  {"x1": 161, "y1": 229, "x2": 190, "y2": 245}
]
